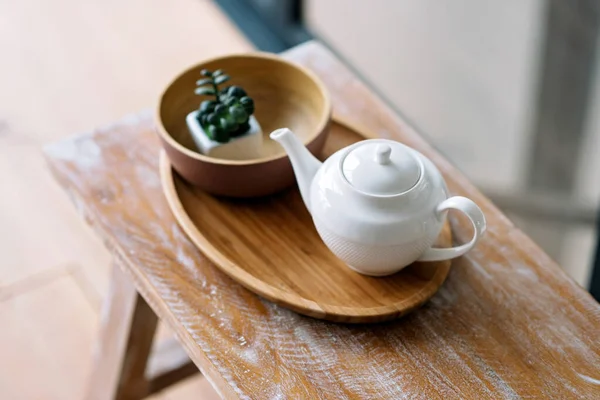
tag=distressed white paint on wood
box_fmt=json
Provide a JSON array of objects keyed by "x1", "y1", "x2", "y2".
[{"x1": 45, "y1": 42, "x2": 600, "y2": 399}]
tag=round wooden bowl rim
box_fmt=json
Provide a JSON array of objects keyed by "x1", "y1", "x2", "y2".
[
  {"x1": 160, "y1": 118, "x2": 452, "y2": 322},
  {"x1": 155, "y1": 52, "x2": 332, "y2": 166}
]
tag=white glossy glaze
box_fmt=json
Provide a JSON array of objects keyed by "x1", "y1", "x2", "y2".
[
  {"x1": 341, "y1": 141, "x2": 421, "y2": 195},
  {"x1": 270, "y1": 128, "x2": 486, "y2": 276}
]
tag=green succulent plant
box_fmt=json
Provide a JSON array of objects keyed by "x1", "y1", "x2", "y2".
[{"x1": 194, "y1": 69, "x2": 255, "y2": 143}]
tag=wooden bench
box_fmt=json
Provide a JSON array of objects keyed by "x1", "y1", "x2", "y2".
[{"x1": 45, "y1": 41, "x2": 600, "y2": 399}]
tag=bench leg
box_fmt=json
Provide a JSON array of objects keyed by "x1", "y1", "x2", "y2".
[{"x1": 85, "y1": 262, "x2": 159, "y2": 400}]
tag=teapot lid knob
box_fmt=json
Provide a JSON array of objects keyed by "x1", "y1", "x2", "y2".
[
  {"x1": 341, "y1": 140, "x2": 422, "y2": 196},
  {"x1": 375, "y1": 144, "x2": 392, "y2": 165}
]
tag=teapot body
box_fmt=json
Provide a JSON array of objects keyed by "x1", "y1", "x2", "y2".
[
  {"x1": 309, "y1": 145, "x2": 449, "y2": 276},
  {"x1": 270, "y1": 128, "x2": 486, "y2": 277}
]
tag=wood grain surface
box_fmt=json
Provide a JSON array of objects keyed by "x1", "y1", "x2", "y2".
[
  {"x1": 45, "y1": 42, "x2": 600, "y2": 399},
  {"x1": 86, "y1": 263, "x2": 159, "y2": 400},
  {"x1": 156, "y1": 52, "x2": 332, "y2": 197},
  {"x1": 157, "y1": 53, "x2": 331, "y2": 161},
  {"x1": 86, "y1": 261, "x2": 200, "y2": 400},
  {"x1": 0, "y1": 0, "x2": 249, "y2": 398},
  {"x1": 161, "y1": 119, "x2": 452, "y2": 323}
]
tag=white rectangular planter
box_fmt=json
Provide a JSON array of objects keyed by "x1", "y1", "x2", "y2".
[{"x1": 185, "y1": 110, "x2": 263, "y2": 160}]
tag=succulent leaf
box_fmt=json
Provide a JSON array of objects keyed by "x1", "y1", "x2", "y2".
[
  {"x1": 199, "y1": 100, "x2": 216, "y2": 113},
  {"x1": 229, "y1": 106, "x2": 248, "y2": 123},
  {"x1": 195, "y1": 87, "x2": 215, "y2": 96},
  {"x1": 222, "y1": 97, "x2": 235, "y2": 107},
  {"x1": 196, "y1": 78, "x2": 213, "y2": 86},
  {"x1": 228, "y1": 86, "x2": 247, "y2": 98},
  {"x1": 206, "y1": 113, "x2": 219, "y2": 125},
  {"x1": 214, "y1": 104, "x2": 226, "y2": 115},
  {"x1": 220, "y1": 117, "x2": 233, "y2": 132},
  {"x1": 214, "y1": 75, "x2": 230, "y2": 85}
]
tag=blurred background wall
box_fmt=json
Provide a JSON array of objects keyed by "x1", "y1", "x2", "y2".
[
  {"x1": 308, "y1": 1, "x2": 544, "y2": 194},
  {"x1": 221, "y1": 0, "x2": 599, "y2": 289}
]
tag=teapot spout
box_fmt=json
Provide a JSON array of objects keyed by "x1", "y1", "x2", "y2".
[{"x1": 270, "y1": 128, "x2": 322, "y2": 212}]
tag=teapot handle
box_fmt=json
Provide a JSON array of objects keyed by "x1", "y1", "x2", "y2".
[{"x1": 417, "y1": 196, "x2": 486, "y2": 262}]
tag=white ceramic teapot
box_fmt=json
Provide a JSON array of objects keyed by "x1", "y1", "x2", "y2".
[{"x1": 270, "y1": 128, "x2": 486, "y2": 276}]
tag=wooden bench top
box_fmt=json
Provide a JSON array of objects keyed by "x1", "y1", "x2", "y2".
[{"x1": 45, "y1": 41, "x2": 600, "y2": 399}]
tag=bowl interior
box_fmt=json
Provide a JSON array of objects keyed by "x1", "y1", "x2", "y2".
[{"x1": 159, "y1": 54, "x2": 330, "y2": 162}]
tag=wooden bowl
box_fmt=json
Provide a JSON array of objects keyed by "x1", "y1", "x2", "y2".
[{"x1": 155, "y1": 53, "x2": 332, "y2": 197}]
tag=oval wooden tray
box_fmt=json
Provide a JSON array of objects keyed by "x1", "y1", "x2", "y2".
[{"x1": 160, "y1": 119, "x2": 452, "y2": 323}]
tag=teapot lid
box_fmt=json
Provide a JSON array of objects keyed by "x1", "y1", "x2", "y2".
[{"x1": 341, "y1": 140, "x2": 421, "y2": 196}]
